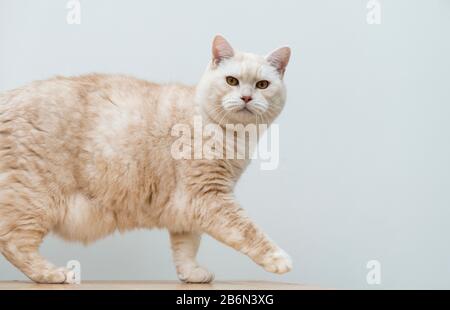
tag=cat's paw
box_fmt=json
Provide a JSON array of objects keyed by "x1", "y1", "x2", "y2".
[
  {"x1": 32, "y1": 268, "x2": 75, "y2": 284},
  {"x1": 260, "y1": 248, "x2": 293, "y2": 274},
  {"x1": 54, "y1": 267, "x2": 77, "y2": 284},
  {"x1": 178, "y1": 266, "x2": 215, "y2": 284},
  {"x1": 63, "y1": 269, "x2": 77, "y2": 284}
]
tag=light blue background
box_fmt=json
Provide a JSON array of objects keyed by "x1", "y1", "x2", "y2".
[{"x1": 1, "y1": 0, "x2": 449, "y2": 289}]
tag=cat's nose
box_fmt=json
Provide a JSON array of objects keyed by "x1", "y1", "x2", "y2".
[{"x1": 241, "y1": 96, "x2": 253, "y2": 104}]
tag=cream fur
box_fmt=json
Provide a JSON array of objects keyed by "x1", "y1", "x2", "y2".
[{"x1": 0, "y1": 36, "x2": 292, "y2": 283}]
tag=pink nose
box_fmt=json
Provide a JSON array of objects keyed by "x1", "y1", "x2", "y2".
[{"x1": 241, "y1": 96, "x2": 253, "y2": 104}]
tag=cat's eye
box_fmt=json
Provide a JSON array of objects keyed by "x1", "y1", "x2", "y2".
[
  {"x1": 256, "y1": 80, "x2": 270, "y2": 89},
  {"x1": 226, "y1": 76, "x2": 239, "y2": 86}
]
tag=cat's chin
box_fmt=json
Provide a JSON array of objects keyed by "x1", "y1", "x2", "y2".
[
  {"x1": 236, "y1": 106, "x2": 255, "y2": 115},
  {"x1": 213, "y1": 108, "x2": 261, "y2": 126}
]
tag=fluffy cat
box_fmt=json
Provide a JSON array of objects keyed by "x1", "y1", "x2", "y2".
[{"x1": 0, "y1": 35, "x2": 292, "y2": 284}]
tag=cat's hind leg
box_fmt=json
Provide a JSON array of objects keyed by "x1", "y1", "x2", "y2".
[
  {"x1": 0, "y1": 187, "x2": 75, "y2": 284},
  {"x1": 170, "y1": 232, "x2": 214, "y2": 283},
  {"x1": 0, "y1": 228, "x2": 76, "y2": 284}
]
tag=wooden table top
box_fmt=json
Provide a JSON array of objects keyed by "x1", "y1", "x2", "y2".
[{"x1": 0, "y1": 280, "x2": 321, "y2": 290}]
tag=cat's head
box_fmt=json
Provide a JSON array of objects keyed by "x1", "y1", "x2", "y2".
[{"x1": 196, "y1": 35, "x2": 291, "y2": 125}]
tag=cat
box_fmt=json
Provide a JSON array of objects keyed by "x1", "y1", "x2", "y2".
[{"x1": 0, "y1": 35, "x2": 292, "y2": 284}]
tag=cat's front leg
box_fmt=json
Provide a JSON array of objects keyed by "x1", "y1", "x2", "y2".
[
  {"x1": 169, "y1": 232, "x2": 214, "y2": 283},
  {"x1": 194, "y1": 195, "x2": 292, "y2": 274}
]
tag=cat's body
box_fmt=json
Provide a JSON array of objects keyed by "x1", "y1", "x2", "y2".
[{"x1": 0, "y1": 36, "x2": 292, "y2": 284}]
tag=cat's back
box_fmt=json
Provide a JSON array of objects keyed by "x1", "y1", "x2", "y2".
[
  {"x1": 0, "y1": 73, "x2": 164, "y2": 142},
  {"x1": 0, "y1": 73, "x2": 161, "y2": 121},
  {"x1": 0, "y1": 74, "x2": 160, "y2": 185},
  {"x1": 0, "y1": 74, "x2": 98, "y2": 134},
  {"x1": 0, "y1": 73, "x2": 192, "y2": 174}
]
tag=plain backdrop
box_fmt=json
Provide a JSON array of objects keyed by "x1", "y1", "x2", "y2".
[{"x1": 1, "y1": 0, "x2": 450, "y2": 289}]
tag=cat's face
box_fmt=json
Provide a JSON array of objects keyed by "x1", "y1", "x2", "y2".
[{"x1": 197, "y1": 36, "x2": 291, "y2": 125}]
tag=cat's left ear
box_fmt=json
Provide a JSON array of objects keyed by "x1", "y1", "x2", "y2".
[{"x1": 266, "y1": 47, "x2": 291, "y2": 77}]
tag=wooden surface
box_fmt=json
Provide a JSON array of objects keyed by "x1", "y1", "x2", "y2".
[{"x1": 0, "y1": 280, "x2": 320, "y2": 290}]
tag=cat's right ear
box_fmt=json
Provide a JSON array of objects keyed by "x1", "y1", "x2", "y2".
[{"x1": 212, "y1": 35, "x2": 234, "y2": 67}]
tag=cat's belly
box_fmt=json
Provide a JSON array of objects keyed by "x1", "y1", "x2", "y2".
[{"x1": 53, "y1": 193, "x2": 118, "y2": 244}]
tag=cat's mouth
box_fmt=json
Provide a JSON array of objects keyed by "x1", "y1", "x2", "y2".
[{"x1": 237, "y1": 106, "x2": 254, "y2": 114}]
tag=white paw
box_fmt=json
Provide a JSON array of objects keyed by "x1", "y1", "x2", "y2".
[
  {"x1": 260, "y1": 249, "x2": 293, "y2": 274},
  {"x1": 64, "y1": 270, "x2": 77, "y2": 284},
  {"x1": 34, "y1": 268, "x2": 75, "y2": 284},
  {"x1": 178, "y1": 266, "x2": 215, "y2": 283}
]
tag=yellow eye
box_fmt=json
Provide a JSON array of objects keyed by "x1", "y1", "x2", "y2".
[
  {"x1": 226, "y1": 76, "x2": 239, "y2": 86},
  {"x1": 256, "y1": 80, "x2": 270, "y2": 89}
]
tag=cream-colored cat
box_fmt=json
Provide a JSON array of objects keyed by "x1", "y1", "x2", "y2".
[{"x1": 0, "y1": 36, "x2": 292, "y2": 284}]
